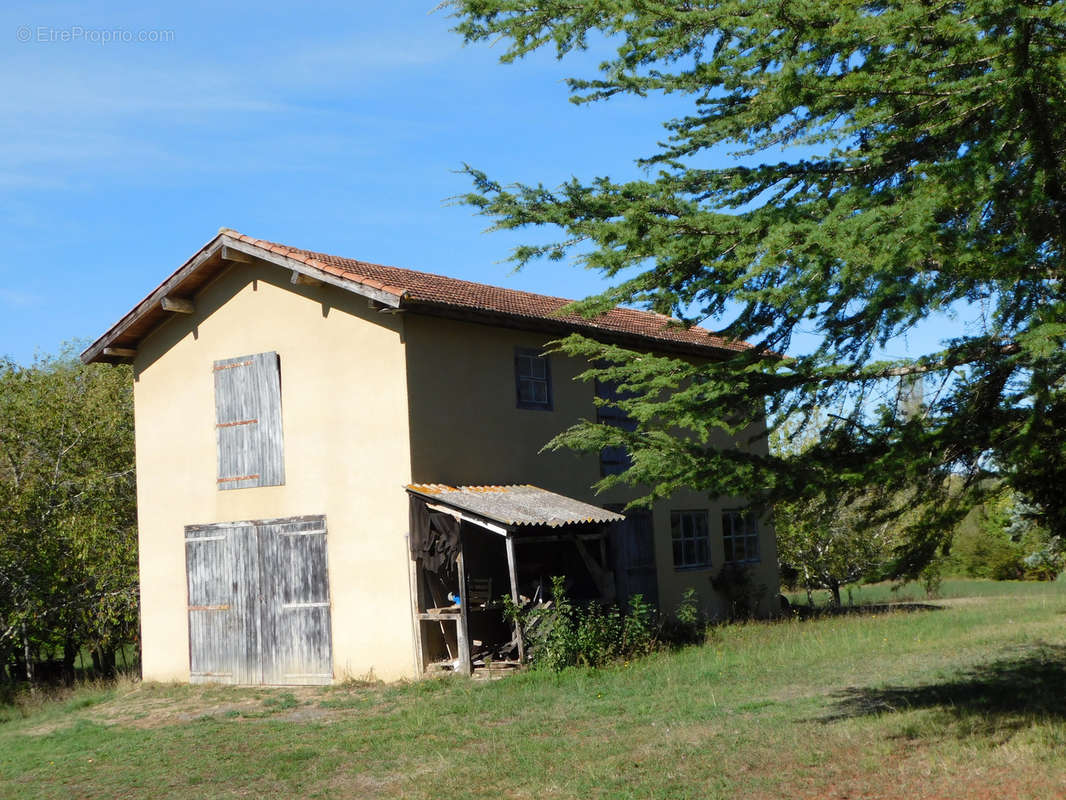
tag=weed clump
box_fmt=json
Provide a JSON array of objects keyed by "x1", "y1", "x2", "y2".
[{"x1": 504, "y1": 576, "x2": 657, "y2": 671}]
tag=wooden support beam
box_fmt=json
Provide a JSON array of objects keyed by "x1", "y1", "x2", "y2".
[
  {"x1": 513, "y1": 532, "x2": 607, "y2": 545},
  {"x1": 505, "y1": 533, "x2": 525, "y2": 665},
  {"x1": 406, "y1": 535, "x2": 427, "y2": 676},
  {"x1": 102, "y1": 347, "x2": 136, "y2": 359},
  {"x1": 424, "y1": 502, "x2": 509, "y2": 536},
  {"x1": 455, "y1": 539, "x2": 472, "y2": 676},
  {"x1": 291, "y1": 270, "x2": 323, "y2": 287},
  {"x1": 220, "y1": 245, "x2": 254, "y2": 263},
  {"x1": 160, "y1": 296, "x2": 195, "y2": 314}
]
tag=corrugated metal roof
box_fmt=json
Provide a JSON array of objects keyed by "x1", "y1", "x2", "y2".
[{"x1": 406, "y1": 484, "x2": 625, "y2": 529}]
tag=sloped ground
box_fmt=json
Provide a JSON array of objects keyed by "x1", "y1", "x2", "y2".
[{"x1": 2, "y1": 581, "x2": 1065, "y2": 799}]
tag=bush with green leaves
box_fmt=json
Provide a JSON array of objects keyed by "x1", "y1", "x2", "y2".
[
  {"x1": 506, "y1": 577, "x2": 659, "y2": 671},
  {"x1": 946, "y1": 492, "x2": 1062, "y2": 582}
]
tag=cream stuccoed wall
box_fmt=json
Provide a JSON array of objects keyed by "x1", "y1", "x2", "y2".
[
  {"x1": 133, "y1": 262, "x2": 415, "y2": 682},
  {"x1": 402, "y1": 314, "x2": 780, "y2": 619}
]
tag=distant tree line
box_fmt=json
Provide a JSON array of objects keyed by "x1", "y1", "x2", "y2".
[{"x1": 0, "y1": 348, "x2": 137, "y2": 685}]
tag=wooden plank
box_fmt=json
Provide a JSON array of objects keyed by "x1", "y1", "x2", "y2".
[
  {"x1": 102, "y1": 347, "x2": 136, "y2": 359},
  {"x1": 423, "y1": 502, "x2": 509, "y2": 536},
  {"x1": 160, "y1": 296, "x2": 195, "y2": 314},
  {"x1": 221, "y1": 245, "x2": 254, "y2": 263},
  {"x1": 291, "y1": 270, "x2": 324, "y2": 287},
  {"x1": 238, "y1": 524, "x2": 263, "y2": 685},
  {"x1": 514, "y1": 532, "x2": 607, "y2": 545},
  {"x1": 455, "y1": 540, "x2": 472, "y2": 677},
  {"x1": 505, "y1": 533, "x2": 525, "y2": 664},
  {"x1": 406, "y1": 534, "x2": 426, "y2": 676}
]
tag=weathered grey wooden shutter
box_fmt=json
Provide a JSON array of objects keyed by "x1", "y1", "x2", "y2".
[{"x1": 214, "y1": 352, "x2": 285, "y2": 490}]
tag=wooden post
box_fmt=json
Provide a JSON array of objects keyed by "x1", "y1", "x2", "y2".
[
  {"x1": 455, "y1": 532, "x2": 472, "y2": 676},
  {"x1": 406, "y1": 534, "x2": 426, "y2": 676},
  {"x1": 505, "y1": 533, "x2": 525, "y2": 664}
]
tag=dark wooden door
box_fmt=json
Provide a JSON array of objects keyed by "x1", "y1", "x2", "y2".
[
  {"x1": 184, "y1": 516, "x2": 332, "y2": 685},
  {"x1": 609, "y1": 509, "x2": 659, "y2": 608}
]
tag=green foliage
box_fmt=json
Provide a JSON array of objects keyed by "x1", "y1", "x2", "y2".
[
  {"x1": 509, "y1": 576, "x2": 658, "y2": 671},
  {"x1": 946, "y1": 491, "x2": 1062, "y2": 581},
  {"x1": 666, "y1": 586, "x2": 706, "y2": 645},
  {"x1": 0, "y1": 347, "x2": 137, "y2": 682},
  {"x1": 450, "y1": 0, "x2": 1066, "y2": 574},
  {"x1": 771, "y1": 412, "x2": 900, "y2": 600}
]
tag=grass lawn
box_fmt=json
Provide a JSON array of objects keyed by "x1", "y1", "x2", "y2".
[{"x1": 2, "y1": 580, "x2": 1065, "y2": 799}]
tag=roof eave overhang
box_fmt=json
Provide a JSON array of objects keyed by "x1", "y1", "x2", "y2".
[
  {"x1": 400, "y1": 299, "x2": 743, "y2": 361},
  {"x1": 81, "y1": 233, "x2": 404, "y2": 365},
  {"x1": 81, "y1": 231, "x2": 748, "y2": 366}
]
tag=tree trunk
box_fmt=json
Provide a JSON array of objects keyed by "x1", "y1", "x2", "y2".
[
  {"x1": 91, "y1": 647, "x2": 116, "y2": 679},
  {"x1": 21, "y1": 624, "x2": 34, "y2": 688},
  {"x1": 828, "y1": 579, "x2": 842, "y2": 607},
  {"x1": 62, "y1": 636, "x2": 77, "y2": 686}
]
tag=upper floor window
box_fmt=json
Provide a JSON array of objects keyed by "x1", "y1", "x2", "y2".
[
  {"x1": 671, "y1": 510, "x2": 710, "y2": 569},
  {"x1": 596, "y1": 379, "x2": 636, "y2": 476},
  {"x1": 723, "y1": 510, "x2": 760, "y2": 563},
  {"x1": 214, "y1": 351, "x2": 285, "y2": 490},
  {"x1": 515, "y1": 348, "x2": 552, "y2": 410}
]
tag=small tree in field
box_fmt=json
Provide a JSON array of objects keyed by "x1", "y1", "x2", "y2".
[
  {"x1": 775, "y1": 490, "x2": 896, "y2": 606},
  {"x1": 771, "y1": 412, "x2": 896, "y2": 604}
]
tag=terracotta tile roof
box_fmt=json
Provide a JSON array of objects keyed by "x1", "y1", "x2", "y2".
[{"x1": 225, "y1": 231, "x2": 748, "y2": 356}]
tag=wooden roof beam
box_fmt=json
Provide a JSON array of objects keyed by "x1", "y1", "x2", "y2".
[
  {"x1": 102, "y1": 347, "x2": 137, "y2": 360},
  {"x1": 160, "y1": 296, "x2": 195, "y2": 314},
  {"x1": 220, "y1": 245, "x2": 253, "y2": 263},
  {"x1": 291, "y1": 270, "x2": 323, "y2": 287}
]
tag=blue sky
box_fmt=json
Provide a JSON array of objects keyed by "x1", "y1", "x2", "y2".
[{"x1": 1, "y1": 1, "x2": 952, "y2": 366}]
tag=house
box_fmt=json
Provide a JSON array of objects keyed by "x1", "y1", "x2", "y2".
[{"x1": 82, "y1": 230, "x2": 779, "y2": 684}]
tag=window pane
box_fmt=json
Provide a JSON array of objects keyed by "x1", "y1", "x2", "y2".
[{"x1": 694, "y1": 513, "x2": 708, "y2": 538}]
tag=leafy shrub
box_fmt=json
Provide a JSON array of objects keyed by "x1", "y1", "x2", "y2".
[
  {"x1": 661, "y1": 587, "x2": 706, "y2": 646},
  {"x1": 507, "y1": 576, "x2": 661, "y2": 671}
]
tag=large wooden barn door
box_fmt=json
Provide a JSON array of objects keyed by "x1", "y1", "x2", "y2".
[
  {"x1": 184, "y1": 516, "x2": 332, "y2": 685},
  {"x1": 258, "y1": 518, "x2": 333, "y2": 685}
]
